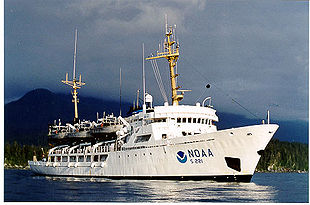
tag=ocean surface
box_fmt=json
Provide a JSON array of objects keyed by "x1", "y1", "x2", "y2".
[{"x1": 4, "y1": 169, "x2": 309, "y2": 202}]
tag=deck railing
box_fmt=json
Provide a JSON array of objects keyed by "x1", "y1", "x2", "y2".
[{"x1": 50, "y1": 144, "x2": 112, "y2": 156}]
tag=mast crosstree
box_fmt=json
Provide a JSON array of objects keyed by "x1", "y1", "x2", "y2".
[{"x1": 61, "y1": 29, "x2": 85, "y2": 124}]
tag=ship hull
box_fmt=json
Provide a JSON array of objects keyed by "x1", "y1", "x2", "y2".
[{"x1": 29, "y1": 124, "x2": 278, "y2": 182}]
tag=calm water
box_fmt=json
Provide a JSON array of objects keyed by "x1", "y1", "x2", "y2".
[{"x1": 4, "y1": 169, "x2": 309, "y2": 202}]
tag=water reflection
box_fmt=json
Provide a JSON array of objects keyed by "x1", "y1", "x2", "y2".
[
  {"x1": 130, "y1": 180, "x2": 276, "y2": 202},
  {"x1": 41, "y1": 175, "x2": 277, "y2": 202}
]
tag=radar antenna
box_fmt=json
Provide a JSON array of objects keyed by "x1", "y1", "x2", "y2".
[{"x1": 61, "y1": 28, "x2": 85, "y2": 124}]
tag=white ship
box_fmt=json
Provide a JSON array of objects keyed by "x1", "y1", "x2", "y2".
[{"x1": 29, "y1": 22, "x2": 278, "y2": 182}]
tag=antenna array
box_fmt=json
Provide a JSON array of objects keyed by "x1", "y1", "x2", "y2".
[
  {"x1": 61, "y1": 29, "x2": 85, "y2": 123},
  {"x1": 146, "y1": 17, "x2": 184, "y2": 105}
]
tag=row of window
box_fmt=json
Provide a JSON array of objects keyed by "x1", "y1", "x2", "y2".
[
  {"x1": 55, "y1": 151, "x2": 154, "y2": 159},
  {"x1": 177, "y1": 118, "x2": 212, "y2": 124},
  {"x1": 49, "y1": 152, "x2": 155, "y2": 163},
  {"x1": 153, "y1": 118, "x2": 212, "y2": 124},
  {"x1": 128, "y1": 117, "x2": 213, "y2": 125},
  {"x1": 50, "y1": 155, "x2": 108, "y2": 163}
]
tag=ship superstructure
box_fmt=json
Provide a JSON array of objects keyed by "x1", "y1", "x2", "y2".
[{"x1": 29, "y1": 22, "x2": 278, "y2": 182}]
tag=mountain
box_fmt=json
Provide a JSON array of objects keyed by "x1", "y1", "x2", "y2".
[
  {"x1": 4, "y1": 89, "x2": 130, "y2": 145},
  {"x1": 4, "y1": 89, "x2": 308, "y2": 145}
]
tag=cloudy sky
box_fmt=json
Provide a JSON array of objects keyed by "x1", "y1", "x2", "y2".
[{"x1": 4, "y1": 0, "x2": 308, "y2": 122}]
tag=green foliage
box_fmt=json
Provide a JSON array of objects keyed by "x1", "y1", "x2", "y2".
[
  {"x1": 257, "y1": 139, "x2": 308, "y2": 172},
  {"x1": 4, "y1": 141, "x2": 48, "y2": 168}
]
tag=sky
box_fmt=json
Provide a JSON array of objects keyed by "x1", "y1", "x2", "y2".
[{"x1": 4, "y1": 0, "x2": 309, "y2": 122}]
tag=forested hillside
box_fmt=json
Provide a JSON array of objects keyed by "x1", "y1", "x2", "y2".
[
  {"x1": 4, "y1": 142, "x2": 47, "y2": 168},
  {"x1": 256, "y1": 139, "x2": 308, "y2": 172}
]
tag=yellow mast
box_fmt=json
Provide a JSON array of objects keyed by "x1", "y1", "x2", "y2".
[
  {"x1": 146, "y1": 23, "x2": 183, "y2": 105},
  {"x1": 61, "y1": 29, "x2": 85, "y2": 124}
]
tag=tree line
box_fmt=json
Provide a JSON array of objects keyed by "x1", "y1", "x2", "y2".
[
  {"x1": 4, "y1": 141, "x2": 47, "y2": 168},
  {"x1": 256, "y1": 139, "x2": 308, "y2": 172},
  {"x1": 4, "y1": 139, "x2": 309, "y2": 172}
]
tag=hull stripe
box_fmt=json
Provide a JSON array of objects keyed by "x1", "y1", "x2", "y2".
[{"x1": 32, "y1": 173, "x2": 253, "y2": 182}]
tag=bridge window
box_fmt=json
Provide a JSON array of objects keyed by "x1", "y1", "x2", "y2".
[
  {"x1": 188, "y1": 118, "x2": 192, "y2": 123},
  {"x1": 197, "y1": 118, "x2": 201, "y2": 123},
  {"x1": 177, "y1": 118, "x2": 181, "y2": 123},
  {"x1": 154, "y1": 118, "x2": 167, "y2": 123},
  {"x1": 135, "y1": 134, "x2": 151, "y2": 143},
  {"x1": 182, "y1": 118, "x2": 186, "y2": 123},
  {"x1": 62, "y1": 156, "x2": 68, "y2": 162},
  {"x1": 201, "y1": 119, "x2": 205, "y2": 124},
  {"x1": 94, "y1": 155, "x2": 99, "y2": 162},
  {"x1": 78, "y1": 156, "x2": 84, "y2": 162},
  {"x1": 69, "y1": 156, "x2": 76, "y2": 162},
  {"x1": 193, "y1": 118, "x2": 197, "y2": 123},
  {"x1": 86, "y1": 156, "x2": 91, "y2": 162}
]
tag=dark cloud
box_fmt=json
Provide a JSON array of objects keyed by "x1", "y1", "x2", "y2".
[{"x1": 4, "y1": 0, "x2": 308, "y2": 121}]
